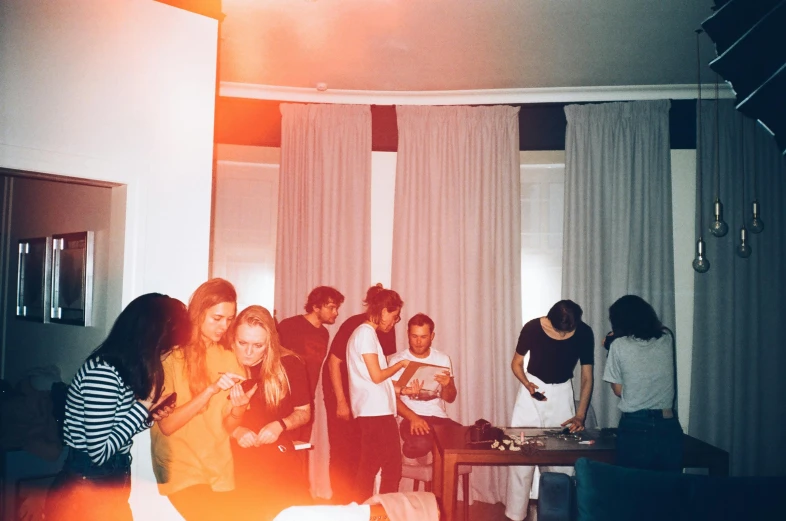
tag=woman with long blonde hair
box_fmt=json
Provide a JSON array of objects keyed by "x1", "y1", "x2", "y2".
[
  {"x1": 151, "y1": 279, "x2": 253, "y2": 521},
  {"x1": 226, "y1": 305, "x2": 311, "y2": 520}
]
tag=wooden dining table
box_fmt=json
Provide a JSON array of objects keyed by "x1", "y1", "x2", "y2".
[{"x1": 431, "y1": 425, "x2": 729, "y2": 521}]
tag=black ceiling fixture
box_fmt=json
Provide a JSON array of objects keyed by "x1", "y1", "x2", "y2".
[{"x1": 702, "y1": 0, "x2": 786, "y2": 155}]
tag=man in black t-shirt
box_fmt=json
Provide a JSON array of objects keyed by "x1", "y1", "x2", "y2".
[
  {"x1": 278, "y1": 286, "x2": 345, "y2": 441},
  {"x1": 505, "y1": 300, "x2": 595, "y2": 521}
]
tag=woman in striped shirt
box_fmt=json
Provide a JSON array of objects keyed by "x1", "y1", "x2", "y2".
[{"x1": 45, "y1": 293, "x2": 190, "y2": 521}]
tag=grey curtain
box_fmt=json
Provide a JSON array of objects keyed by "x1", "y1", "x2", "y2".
[
  {"x1": 562, "y1": 100, "x2": 676, "y2": 429},
  {"x1": 690, "y1": 99, "x2": 786, "y2": 476}
]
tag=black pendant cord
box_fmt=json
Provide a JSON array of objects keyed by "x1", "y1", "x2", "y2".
[
  {"x1": 740, "y1": 114, "x2": 745, "y2": 221},
  {"x1": 752, "y1": 120, "x2": 757, "y2": 200},
  {"x1": 714, "y1": 74, "x2": 721, "y2": 203},
  {"x1": 696, "y1": 29, "x2": 704, "y2": 237}
]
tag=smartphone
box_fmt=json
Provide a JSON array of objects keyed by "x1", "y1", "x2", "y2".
[
  {"x1": 226, "y1": 379, "x2": 257, "y2": 399},
  {"x1": 241, "y1": 379, "x2": 257, "y2": 393},
  {"x1": 531, "y1": 391, "x2": 546, "y2": 401},
  {"x1": 148, "y1": 392, "x2": 177, "y2": 420}
]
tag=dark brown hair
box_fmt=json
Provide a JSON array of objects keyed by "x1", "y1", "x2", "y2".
[
  {"x1": 546, "y1": 300, "x2": 583, "y2": 333},
  {"x1": 408, "y1": 313, "x2": 435, "y2": 333},
  {"x1": 365, "y1": 286, "x2": 403, "y2": 323},
  {"x1": 304, "y1": 286, "x2": 345, "y2": 313}
]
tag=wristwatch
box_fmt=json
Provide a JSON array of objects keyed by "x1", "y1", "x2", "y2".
[{"x1": 277, "y1": 419, "x2": 287, "y2": 432}]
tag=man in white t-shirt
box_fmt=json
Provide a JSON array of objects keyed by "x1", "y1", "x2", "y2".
[{"x1": 389, "y1": 313, "x2": 460, "y2": 459}]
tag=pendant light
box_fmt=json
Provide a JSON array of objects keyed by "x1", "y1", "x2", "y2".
[
  {"x1": 692, "y1": 29, "x2": 710, "y2": 273},
  {"x1": 749, "y1": 120, "x2": 765, "y2": 233},
  {"x1": 736, "y1": 114, "x2": 752, "y2": 258},
  {"x1": 709, "y1": 74, "x2": 729, "y2": 238}
]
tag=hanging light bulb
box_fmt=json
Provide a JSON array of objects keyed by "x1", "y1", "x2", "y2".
[
  {"x1": 749, "y1": 200, "x2": 765, "y2": 233},
  {"x1": 736, "y1": 226, "x2": 752, "y2": 258},
  {"x1": 709, "y1": 198, "x2": 729, "y2": 237},
  {"x1": 749, "y1": 122, "x2": 764, "y2": 233},
  {"x1": 709, "y1": 74, "x2": 728, "y2": 238},
  {"x1": 692, "y1": 29, "x2": 710, "y2": 274},
  {"x1": 693, "y1": 237, "x2": 711, "y2": 273}
]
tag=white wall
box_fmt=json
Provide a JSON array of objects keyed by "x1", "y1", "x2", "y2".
[
  {"x1": 670, "y1": 149, "x2": 697, "y2": 433},
  {"x1": 0, "y1": 2, "x2": 218, "y2": 519},
  {"x1": 370, "y1": 152, "x2": 397, "y2": 288},
  {"x1": 213, "y1": 145, "x2": 280, "y2": 312},
  {"x1": 0, "y1": 0, "x2": 217, "y2": 306}
]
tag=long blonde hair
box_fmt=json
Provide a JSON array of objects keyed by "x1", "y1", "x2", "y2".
[
  {"x1": 185, "y1": 278, "x2": 237, "y2": 399},
  {"x1": 227, "y1": 305, "x2": 297, "y2": 408}
]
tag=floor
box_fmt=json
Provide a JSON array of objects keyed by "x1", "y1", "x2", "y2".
[{"x1": 457, "y1": 500, "x2": 538, "y2": 521}]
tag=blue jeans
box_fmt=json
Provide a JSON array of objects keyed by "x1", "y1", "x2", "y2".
[{"x1": 616, "y1": 410, "x2": 683, "y2": 472}]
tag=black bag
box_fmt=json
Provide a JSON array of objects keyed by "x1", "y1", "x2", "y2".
[{"x1": 468, "y1": 419, "x2": 505, "y2": 443}]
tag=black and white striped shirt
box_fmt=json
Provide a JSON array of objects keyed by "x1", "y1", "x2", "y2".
[{"x1": 63, "y1": 358, "x2": 150, "y2": 465}]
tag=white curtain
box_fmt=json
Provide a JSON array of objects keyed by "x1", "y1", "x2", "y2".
[
  {"x1": 562, "y1": 100, "x2": 676, "y2": 429},
  {"x1": 690, "y1": 100, "x2": 786, "y2": 475},
  {"x1": 275, "y1": 103, "x2": 372, "y2": 498},
  {"x1": 391, "y1": 105, "x2": 522, "y2": 504}
]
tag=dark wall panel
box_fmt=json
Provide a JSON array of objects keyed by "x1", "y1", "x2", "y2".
[
  {"x1": 215, "y1": 97, "x2": 697, "y2": 151},
  {"x1": 215, "y1": 97, "x2": 283, "y2": 147}
]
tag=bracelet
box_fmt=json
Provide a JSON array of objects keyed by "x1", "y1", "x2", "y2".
[{"x1": 277, "y1": 419, "x2": 287, "y2": 432}]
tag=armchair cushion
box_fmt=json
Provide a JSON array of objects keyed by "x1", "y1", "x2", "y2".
[{"x1": 573, "y1": 458, "x2": 786, "y2": 521}]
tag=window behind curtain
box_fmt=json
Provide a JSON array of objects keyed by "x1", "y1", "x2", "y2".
[
  {"x1": 520, "y1": 164, "x2": 565, "y2": 325},
  {"x1": 212, "y1": 160, "x2": 279, "y2": 312},
  {"x1": 211, "y1": 159, "x2": 564, "y2": 322}
]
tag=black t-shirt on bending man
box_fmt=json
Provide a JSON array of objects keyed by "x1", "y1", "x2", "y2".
[
  {"x1": 515, "y1": 318, "x2": 594, "y2": 384},
  {"x1": 277, "y1": 315, "x2": 329, "y2": 398}
]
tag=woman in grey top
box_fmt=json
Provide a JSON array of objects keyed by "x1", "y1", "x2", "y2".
[{"x1": 603, "y1": 295, "x2": 683, "y2": 472}]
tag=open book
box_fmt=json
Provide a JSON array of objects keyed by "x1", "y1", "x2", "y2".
[{"x1": 396, "y1": 361, "x2": 450, "y2": 393}]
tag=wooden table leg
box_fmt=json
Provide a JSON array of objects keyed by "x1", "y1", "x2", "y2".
[{"x1": 442, "y1": 454, "x2": 458, "y2": 521}]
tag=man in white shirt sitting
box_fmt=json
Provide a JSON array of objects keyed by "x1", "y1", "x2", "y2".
[{"x1": 389, "y1": 313, "x2": 460, "y2": 459}]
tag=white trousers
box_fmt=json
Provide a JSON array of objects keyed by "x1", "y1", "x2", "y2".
[{"x1": 504, "y1": 373, "x2": 575, "y2": 521}]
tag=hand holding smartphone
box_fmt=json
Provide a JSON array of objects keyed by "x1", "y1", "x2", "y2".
[
  {"x1": 531, "y1": 391, "x2": 547, "y2": 401},
  {"x1": 226, "y1": 378, "x2": 257, "y2": 399},
  {"x1": 148, "y1": 392, "x2": 177, "y2": 421}
]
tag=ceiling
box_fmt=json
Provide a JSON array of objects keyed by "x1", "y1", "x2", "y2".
[{"x1": 218, "y1": 0, "x2": 720, "y2": 93}]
